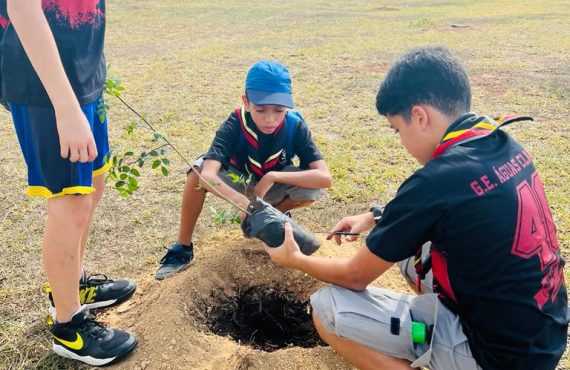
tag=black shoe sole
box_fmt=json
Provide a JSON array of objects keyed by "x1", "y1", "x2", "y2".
[{"x1": 155, "y1": 259, "x2": 195, "y2": 280}]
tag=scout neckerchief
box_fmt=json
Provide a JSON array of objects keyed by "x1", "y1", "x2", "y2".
[
  {"x1": 433, "y1": 113, "x2": 533, "y2": 158},
  {"x1": 235, "y1": 106, "x2": 288, "y2": 180},
  {"x1": 414, "y1": 113, "x2": 533, "y2": 293}
]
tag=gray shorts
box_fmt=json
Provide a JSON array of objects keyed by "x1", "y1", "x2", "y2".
[
  {"x1": 191, "y1": 157, "x2": 324, "y2": 206},
  {"x1": 310, "y1": 244, "x2": 482, "y2": 370}
]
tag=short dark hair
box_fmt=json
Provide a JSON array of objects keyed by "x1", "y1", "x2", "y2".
[{"x1": 376, "y1": 47, "x2": 471, "y2": 121}]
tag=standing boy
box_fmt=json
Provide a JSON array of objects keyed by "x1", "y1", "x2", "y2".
[
  {"x1": 264, "y1": 47, "x2": 568, "y2": 370},
  {"x1": 1, "y1": 0, "x2": 137, "y2": 366},
  {"x1": 156, "y1": 60, "x2": 331, "y2": 279}
]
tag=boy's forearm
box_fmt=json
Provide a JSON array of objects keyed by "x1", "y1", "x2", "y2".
[
  {"x1": 199, "y1": 173, "x2": 250, "y2": 210},
  {"x1": 292, "y1": 254, "x2": 365, "y2": 290},
  {"x1": 271, "y1": 169, "x2": 331, "y2": 189},
  {"x1": 7, "y1": 0, "x2": 79, "y2": 111}
]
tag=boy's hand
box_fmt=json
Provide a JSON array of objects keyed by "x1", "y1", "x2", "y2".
[
  {"x1": 254, "y1": 172, "x2": 275, "y2": 198},
  {"x1": 55, "y1": 105, "x2": 98, "y2": 162},
  {"x1": 327, "y1": 212, "x2": 375, "y2": 245},
  {"x1": 263, "y1": 222, "x2": 302, "y2": 268}
]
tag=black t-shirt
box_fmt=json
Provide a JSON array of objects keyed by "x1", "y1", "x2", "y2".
[
  {"x1": 366, "y1": 114, "x2": 568, "y2": 370},
  {"x1": 0, "y1": 0, "x2": 106, "y2": 106},
  {"x1": 203, "y1": 110, "x2": 323, "y2": 173}
]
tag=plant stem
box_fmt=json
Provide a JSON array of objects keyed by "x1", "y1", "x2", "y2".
[{"x1": 113, "y1": 95, "x2": 250, "y2": 215}]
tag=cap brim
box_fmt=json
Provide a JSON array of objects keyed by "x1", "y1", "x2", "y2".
[{"x1": 246, "y1": 89, "x2": 294, "y2": 108}]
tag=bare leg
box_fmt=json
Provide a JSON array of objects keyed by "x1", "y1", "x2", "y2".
[
  {"x1": 79, "y1": 174, "x2": 106, "y2": 263},
  {"x1": 44, "y1": 194, "x2": 92, "y2": 322},
  {"x1": 312, "y1": 312, "x2": 413, "y2": 370},
  {"x1": 177, "y1": 171, "x2": 207, "y2": 246},
  {"x1": 274, "y1": 197, "x2": 313, "y2": 212}
]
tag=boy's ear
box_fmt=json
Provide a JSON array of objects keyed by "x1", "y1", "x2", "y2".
[
  {"x1": 242, "y1": 95, "x2": 251, "y2": 111},
  {"x1": 411, "y1": 105, "x2": 430, "y2": 130}
]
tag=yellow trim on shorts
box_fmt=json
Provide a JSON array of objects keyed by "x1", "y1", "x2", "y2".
[
  {"x1": 93, "y1": 158, "x2": 112, "y2": 177},
  {"x1": 27, "y1": 186, "x2": 96, "y2": 199}
]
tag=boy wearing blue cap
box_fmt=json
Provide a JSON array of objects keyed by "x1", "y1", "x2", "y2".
[{"x1": 155, "y1": 60, "x2": 331, "y2": 279}]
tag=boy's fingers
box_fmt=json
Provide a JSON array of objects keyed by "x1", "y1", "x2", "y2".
[
  {"x1": 60, "y1": 144, "x2": 69, "y2": 159},
  {"x1": 346, "y1": 235, "x2": 358, "y2": 242},
  {"x1": 69, "y1": 146, "x2": 80, "y2": 162},
  {"x1": 334, "y1": 234, "x2": 342, "y2": 245},
  {"x1": 284, "y1": 222, "x2": 294, "y2": 243},
  {"x1": 88, "y1": 140, "x2": 98, "y2": 162},
  {"x1": 79, "y1": 145, "x2": 89, "y2": 163}
]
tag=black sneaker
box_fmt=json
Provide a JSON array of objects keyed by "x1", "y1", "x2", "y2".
[
  {"x1": 50, "y1": 307, "x2": 137, "y2": 366},
  {"x1": 47, "y1": 274, "x2": 137, "y2": 318},
  {"x1": 155, "y1": 242, "x2": 194, "y2": 280}
]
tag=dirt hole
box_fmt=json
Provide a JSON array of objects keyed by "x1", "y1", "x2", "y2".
[{"x1": 205, "y1": 284, "x2": 325, "y2": 352}]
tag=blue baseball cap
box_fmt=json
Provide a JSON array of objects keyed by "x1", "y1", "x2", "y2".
[{"x1": 245, "y1": 61, "x2": 294, "y2": 108}]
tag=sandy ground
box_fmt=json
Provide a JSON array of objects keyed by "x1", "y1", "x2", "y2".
[{"x1": 101, "y1": 228, "x2": 413, "y2": 370}]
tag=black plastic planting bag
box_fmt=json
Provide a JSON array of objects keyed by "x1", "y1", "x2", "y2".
[{"x1": 241, "y1": 197, "x2": 321, "y2": 255}]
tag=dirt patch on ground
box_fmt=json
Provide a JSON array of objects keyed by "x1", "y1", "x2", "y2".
[
  {"x1": 100, "y1": 229, "x2": 411, "y2": 369},
  {"x1": 372, "y1": 6, "x2": 400, "y2": 12}
]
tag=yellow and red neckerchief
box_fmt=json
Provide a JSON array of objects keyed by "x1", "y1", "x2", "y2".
[
  {"x1": 235, "y1": 106, "x2": 286, "y2": 178},
  {"x1": 433, "y1": 114, "x2": 533, "y2": 158}
]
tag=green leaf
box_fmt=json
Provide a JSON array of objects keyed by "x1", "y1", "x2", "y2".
[
  {"x1": 128, "y1": 177, "x2": 138, "y2": 186},
  {"x1": 119, "y1": 173, "x2": 128, "y2": 180},
  {"x1": 161, "y1": 158, "x2": 170, "y2": 165},
  {"x1": 231, "y1": 213, "x2": 242, "y2": 224},
  {"x1": 226, "y1": 173, "x2": 240, "y2": 183},
  {"x1": 149, "y1": 150, "x2": 159, "y2": 157},
  {"x1": 130, "y1": 168, "x2": 140, "y2": 176},
  {"x1": 120, "y1": 165, "x2": 130, "y2": 173},
  {"x1": 124, "y1": 151, "x2": 134, "y2": 156},
  {"x1": 161, "y1": 167, "x2": 169, "y2": 176},
  {"x1": 115, "y1": 180, "x2": 126, "y2": 188},
  {"x1": 152, "y1": 160, "x2": 161, "y2": 169}
]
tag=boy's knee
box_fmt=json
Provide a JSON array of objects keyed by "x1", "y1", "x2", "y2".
[
  {"x1": 47, "y1": 195, "x2": 92, "y2": 229},
  {"x1": 91, "y1": 175, "x2": 106, "y2": 202},
  {"x1": 185, "y1": 169, "x2": 203, "y2": 189}
]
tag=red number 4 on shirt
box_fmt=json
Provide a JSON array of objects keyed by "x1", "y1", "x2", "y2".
[{"x1": 511, "y1": 171, "x2": 564, "y2": 309}]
